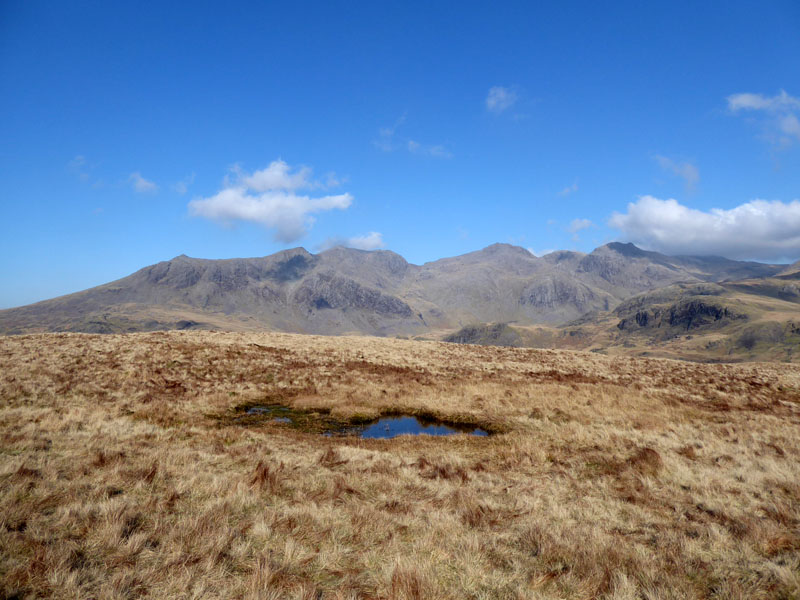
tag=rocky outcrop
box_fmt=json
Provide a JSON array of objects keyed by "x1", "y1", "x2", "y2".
[
  {"x1": 617, "y1": 298, "x2": 747, "y2": 332},
  {"x1": 443, "y1": 323, "x2": 522, "y2": 347}
]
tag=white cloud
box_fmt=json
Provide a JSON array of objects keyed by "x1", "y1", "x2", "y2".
[
  {"x1": 654, "y1": 155, "x2": 699, "y2": 191},
  {"x1": 728, "y1": 90, "x2": 800, "y2": 112},
  {"x1": 189, "y1": 160, "x2": 352, "y2": 243},
  {"x1": 486, "y1": 86, "x2": 518, "y2": 113},
  {"x1": 239, "y1": 161, "x2": 313, "y2": 192},
  {"x1": 567, "y1": 218, "x2": 593, "y2": 234},
  {"x1": 609, "y1": 195, "x2": 800, "y2": 260},
  {"x1": 173, "y1": 173, "x2": 196, "y2": 195},
  {"x1": 346, "y1": 231, "x2": 385, "y2": 250},
  {"x1": 319, "y1": 231, "x2": 385, "y2": 251},
  {"x1": 559, "y1": 182, "x2": 579, "y2": 196},
  {"x1": 129, "y1": 172, "x2": 158, "y2": 193},
  {"x1": 727, "y1": 89, "x2": 800, "y2": 147}
]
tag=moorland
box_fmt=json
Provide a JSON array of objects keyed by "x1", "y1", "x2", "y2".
[{"x1": 2, "y1": 330, "x2": 799, "y2": 599}]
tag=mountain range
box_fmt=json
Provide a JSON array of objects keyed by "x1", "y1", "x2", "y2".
[{"x1": 2, "y1": 242, "x2": 794, "y2": 354}]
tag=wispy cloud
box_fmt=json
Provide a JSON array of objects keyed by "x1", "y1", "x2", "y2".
[
  {"x1": 348, "y1": 231, "x2": 384, "y2": 250},
  {"x1": 727, "y1": 89, "x2": 800, "y2": 148},
  {"x1": 68, "y1": 155, "x2": 86, "y2": 170},
  {"x1": 374, "y1": 114, "x2": 452, "y2": 158},
  {"x1": 654, "y1": 155, "x2": 699, "y2": 191},
  {"x1": 728, "y1": 90, "x2": 800, "y2": 112},
  {"x1": 610, "y1": 195, "x2": 800, "y2": 261},
  {"x1": 486, "y1": 86, "x2": 518, "y2": 114},
  {"x1": 566, "y1": 217, "x2": 593, "y2": 241},
  {"x1": 374, "y1": 113, "x2": 407, "y2": 152},
  {"x1": 320, "y1": 231, "x2": 385, "y2": 251},
  {"x1": 67, "y1": 155, "x2": 92, "y2": 183},
  {"x1": 129, "y1": 172, "x2": 158, "y2": 193},
  {"x1": 189, "y1": 160, "x2": 352, "y2": 243},
  {"x1": 408, "y1": 140, "x2": 453, "y2": 159},
  {"x1": 173, "y1": 173, "x2": 196, "y2": 195},
  {"x1": 323, "y1": 172, "x2": 346, "y2": 188},
  {"x1": 559, "y1": 182, "x2": 579, "y2": 196},
  {"x1": 567, "y1": 218, "x2": 593, "y2": 234}
]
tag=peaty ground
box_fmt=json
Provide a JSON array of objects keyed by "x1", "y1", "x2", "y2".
[{"x1": 1, "y1": 331, "x2": 799, "y2": 599}]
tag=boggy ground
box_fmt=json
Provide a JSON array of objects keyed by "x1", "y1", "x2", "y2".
[{"x1": 1, "y1": 331, "x2": 799, "y2": 599}]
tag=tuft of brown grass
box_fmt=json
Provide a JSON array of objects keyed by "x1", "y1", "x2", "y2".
[
  {"x1": 626, "y1": 446, "x2": 663, "y2": 477},
  {"x1": 318, "y1": 447, "x2": 347, "y2": 468},
  {"x1": 250, "y1": 460, "x2": 284, "y2": 494},
  {"x1": 390, "y1": 561, "x2": 431, "y2": 600}
]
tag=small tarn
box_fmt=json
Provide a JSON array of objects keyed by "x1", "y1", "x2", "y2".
[{"x1": 233, "y1": 404, "x2": 491, "y2": 438}]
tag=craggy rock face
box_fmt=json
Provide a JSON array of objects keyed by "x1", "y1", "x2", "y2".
[
  {"x1": 666, "y1": 299, "x2": 743, "y2": 329},
  {"x1": 617, "y1": 298, "x2": 747, "y2": 332},
  {"x1": 291, "y1": 273, "x2": 414, "y2": 318},
  {"x1": 520, "y1": 277, "x2": 598, "y2": 311}
]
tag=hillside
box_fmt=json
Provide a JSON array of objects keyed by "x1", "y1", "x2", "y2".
[
  {"x1": 0, "y1": 242, "x2": 784, "y2": 337},
  {"x1": 778, "y1": 259, "x2": 800, "y2": 277},
  {"x1": 444, "y1": 276, "x2": 800, "y2": 362},
  {"x1": 2, "y1": 331, "x2": 799, "y2": 598}
]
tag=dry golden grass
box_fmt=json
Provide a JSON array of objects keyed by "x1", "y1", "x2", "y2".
[{"x1": 1, "y1": 331, "x2": 799, "y2": 599}]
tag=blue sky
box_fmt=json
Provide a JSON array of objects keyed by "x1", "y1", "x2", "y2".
[{"x1": 1, "y1": 1, "x2": 799, "y2": 308}]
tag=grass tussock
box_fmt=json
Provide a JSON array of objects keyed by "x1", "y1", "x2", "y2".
[{"x1": 1, "y1": 330, "x2": 800, "y2": 598}]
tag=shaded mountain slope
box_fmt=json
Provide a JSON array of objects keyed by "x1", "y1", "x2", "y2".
[{"x1": 0, "y1": 248, "x2": 424, "y2": 336}]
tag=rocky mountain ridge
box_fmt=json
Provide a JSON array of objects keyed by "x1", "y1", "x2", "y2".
[{"x1": 0, "y1": 242, "x2": 786, "y2": 336}]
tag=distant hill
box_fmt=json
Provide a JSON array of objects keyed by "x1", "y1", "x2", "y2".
[
  {"x1": 0, "y1": 243, "x2": 787, "y2": 344},
  {"x1": 444, "y1": 276, "x2": 800, "y2": 362}
]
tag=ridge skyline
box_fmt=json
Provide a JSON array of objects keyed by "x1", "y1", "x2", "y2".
[
  {"x1": 3, "y1": 240, "x2": 790, "y2": 312},
  {"x1": 1, "y1": 239, "x2": 790, "y2": 341}
]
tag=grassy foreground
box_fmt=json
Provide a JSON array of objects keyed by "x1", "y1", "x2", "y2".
[{"x1": 1, "y1": 331, "x2": 799, "y2": 599}]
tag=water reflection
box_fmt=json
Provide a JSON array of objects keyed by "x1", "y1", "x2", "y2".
[{"x1": 359, "y1": 416, "x2": 488, "y2": 439}]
